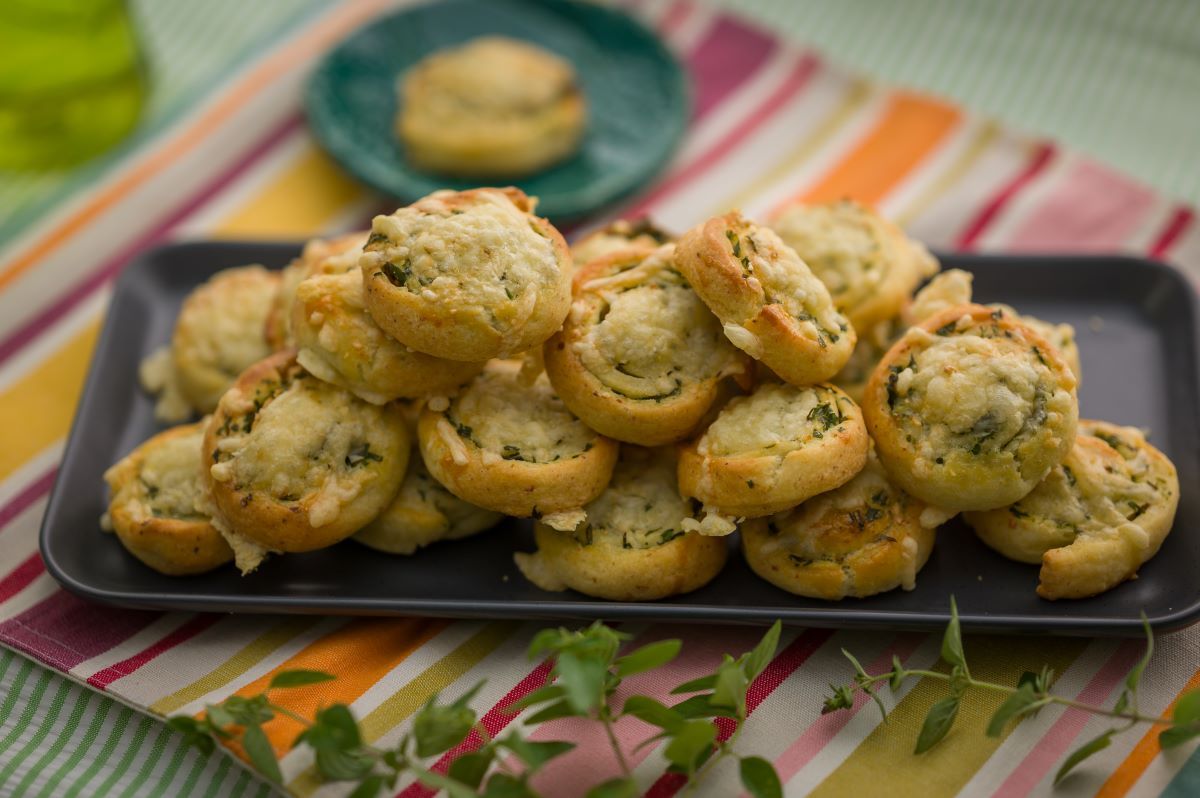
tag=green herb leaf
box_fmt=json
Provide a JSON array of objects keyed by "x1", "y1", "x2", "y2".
[
  {"x1": 889, "y1": 656, "x2": 906, "y2": 692},
  {"x1": 1159, "y1": 723, "x2": 1200, "y2": 749},
  {"x1": 821, "y1": 684, "x2": 855, "y2": 715},
  {"x1": 1160, "y1": 690, "x2": 1200, "y2": 748},
  {"x1": 941, "y1": 597, "x2": 967, "y2": 674},
  {"x1": 448, "y1": 748, "x2": 495, "y2": 788},
  {"x1": 410, "y1": 765, "x2": 479, "y2": 798},
  {"x1": 671, "y1": 694, "x2": 739, "y2": 719},
  {"x1": 670, "y1": 674, "x2": 718, "y2": 695},
  {"x1": 622, "y1": 695, "x2": 685, "y2": 732},
  {"x1": 662, "y1": 719, "x2": 717, "y2": 773},
  {"x1": 507, "y1": 684, "x2": 564, "y2": 713},
  {"x1": 1054, "y1": 728, "x2": 1115, "y2": 784},
  {"x1": 743, "y1": 621, "x2": 782, "y2": 682},
  {"x1": 986, "y1": 684, "x2": 1041, "y2": 737},
  {"x1": 413, "y1": 694, "x2": 476, "y2": 758},
  {"x1": 205, "y1": 703, "x2": 235, "y2": 735},
  {"x1": 242, "y1": 723, "x2": 282, "y2": 783},
  {"x1": 315, "y1": 748, "x2": 374, "y2": 781},
  {"x1": 481, "y1": 772, "x2": 538, "y2": 798},
  {"x1": 739, "y1": 755, "x2": 784, "y2": 798},
  {"x1": 499, "y1": 736, "x2": 575, "y2": 771},
  {"x1": 615, "y1": 639, "x2": 681, "y2": 677},
  {"x1": 585, "y1": 777, "x2": 639, "y2": 798},
  {"x1": 269, "y1": 669, "x2": 336, "y2": 689},
  {"x1": 712, "y1": 656, "x2": 749, "y2": 714},
  {"x1": 525, "y1": 699, "x2": 579, "y2": 724},
  {"x1": 556, "y1": 651, "x2": 608, "y2": 714},
  {"x1": 347, "y1": 774, "x2": 385, "y2": 798},
  {"x1": 222, "y1": 694, "x2": 274, "y2": 726},
  {"x1": 166, "y1": 716, "x2": 216, "y2": 754},
  {"x1": 914, "y1": 696, "x2": 960, "y2": 754}
]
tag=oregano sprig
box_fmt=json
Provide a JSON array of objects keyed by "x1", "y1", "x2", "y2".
[{"x1": 822, "y1": 598, "x2": 1200, "y2": 784}]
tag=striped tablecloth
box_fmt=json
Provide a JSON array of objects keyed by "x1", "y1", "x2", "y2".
[{"x1": 2, "y1": 1, "x2": 1200, "y2": 796}]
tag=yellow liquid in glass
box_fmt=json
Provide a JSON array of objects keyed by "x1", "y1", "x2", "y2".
[{"x1": 0, "y1": 0, "x2": 147, "y2": 170}]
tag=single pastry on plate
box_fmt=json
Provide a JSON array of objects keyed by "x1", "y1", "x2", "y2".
[
  {"x1": 292, "y1": 270, "x2": 485, "y2": 404},
  {"x1": 863, "y1": 304, "x2": 1078, "y2": 512},
  {"x1": 569, "y1": 218, "x2": 673, "y2": 269},
  {"x1": 397, "y1": 36, "x2": 586, "y2": 178},
  {"x1": 769, "y1": 199, "x2": 938, "y2": 332},
  {"x1": 102, "y1": 421, "x2": 233, "y2": 575},
  {"x1": 964, "y1": 420, "x2": 1179, "y2": 600},
  {"x1": 265, "y1": 230, "x2": 368, "y2": 350},
  {"x1": 515, "y1": 447, "x2": 727, "y2": 601},
  {"x1": 140, "y1": 265, "x2": 279, "y2": 421},
  {"x1": 678, "y1": 382, "x2": 868, "y2": 521},
  {"x1": 741, "y1": 451, "x2": 938, "y2": 600},
  {"x1": 417, "y1": 359, "x2": 618, "y2": 524},
  {"x1": 902, "y1": 269, "x2": 1082, "y2": 383},
  {"x1": 360, "y1": 187, "x2": 572, "y2": 361},
  {"x1": 354, "y1": 441, "x2": 503, "y2": 555},
  {"x1": 203, "y1": 351, "x2": 409, "y2": 573},
  {"x1": 676, "y1": 211, "x2": 855, "y2": 386},
  {"x1": 544, "y1": 243, "x2": 750, "y2": 445}
]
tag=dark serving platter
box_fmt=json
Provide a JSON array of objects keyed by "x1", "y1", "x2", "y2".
[{"x1": 41, "y1": 241, "x2": 1200, "y2": 636}]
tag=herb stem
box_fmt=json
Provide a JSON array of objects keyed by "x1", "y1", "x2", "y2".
[{"x1": 601, "y1": 711, "x2": 633, "y2": 777}]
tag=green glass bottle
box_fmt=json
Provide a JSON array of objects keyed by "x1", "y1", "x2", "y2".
[{"x1": 0, "y1": 0, "x2": 147, "y2": 170}]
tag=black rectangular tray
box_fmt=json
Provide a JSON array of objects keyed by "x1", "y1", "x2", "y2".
[{"x1": 40, "y1": 242, "x2": 1200, "y2": 636}]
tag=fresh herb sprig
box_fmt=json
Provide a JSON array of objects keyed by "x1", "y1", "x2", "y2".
[
  {"x1": 822, "y1": 597, "x2": 1200, "y2": 785},
  {"x1": 170, "y1": 621, "x2": 786, "y2": 798}
]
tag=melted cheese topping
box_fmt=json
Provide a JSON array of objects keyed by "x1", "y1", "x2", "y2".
[
  {"x1": 448, "y1": 362, "x2": 596, "y2": 464},
  {"x1": 570, "y1": 219, "x2": 672, "y2": 267},
  {"x1": 903, "y1": 269, "x2": 973, "y2": 326},
  {"x1": 210, "y1": 372, "x2": 399, "y2": 527},
  {"x1": 105, "y1": 424, "x2": 209, "y2": 523},
  {"x1": 575, "y1": 246, "x2": 739, "y2": 399},
  {"x1": 270, "y1": 232, "x2": 367, "y2": 347},
  {"x1": 362, "y1": 190, "x2": 561, "y2": 339},
  {"x1": 575, "y1": 451, "x2": 695, "y2": 549},
  {"x1": 701, "y1": 383, "x2": 851, "y2": 457}
]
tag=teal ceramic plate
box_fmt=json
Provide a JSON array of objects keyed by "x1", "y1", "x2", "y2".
[{"x1": 305, "y1": 0, "x2": 690, "y2": 220}]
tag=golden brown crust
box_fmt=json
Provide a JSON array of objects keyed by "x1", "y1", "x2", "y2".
[
  {"x1": 264, "y1": 231, "x2": 368, "y2": 350},
  {"x1": 543, "y1": 245, "x2": 750, "y2": 445},
  {"x1": 514, "y1": 448, "x2": 727, "y2": 600},
  {"x1": 675, "y1": 212, "x2": 855, "y2": 386},
  {"x1": 740, "y1": 454, "x2": 936, "y2": 599},
  {"x1": 203, "y1": 351, "x2": 410, "y2": 553},
  {"x1": 965, "y1": 420, "x2": 1179, "y2": 599},
  {"x1": 361, "y1": 188, "x2": 572, "y2": 361},
  {"x1": 103, "y1": 422, "x2": 233, "y2": 575},
  {"x1": 417, "y1": 360, "x2": 618, "y2": 517},
  {"x1": 678, "y1": 382, "x2": 869, "y2": 518},
  {"x1": 292, "y1": 270, "x2": 484, "y2": 404},
  {"x1": 863, "y1": 304, "x2": 1078, "y2": 512},
  {"x1": 569, "y1": 218, "x2": 674, "y2": 269}
]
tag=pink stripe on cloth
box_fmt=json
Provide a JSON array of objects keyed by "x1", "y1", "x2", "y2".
[
  {"x1": 396, "y1": 659, "x2": 556, "y2": 798},
  {"x1": 658, "y1": 0, "x2": 692, "y2": 33},
  {"x1": 771, "y1": 633, "x2": 927, "y2": 786},
  {"x1": 622, "y1": 54, "x2": 820, "y2": 219},
  {"x1": 688, "y1": 16, "x2": 778, "y2": 121},
  {"x1": 990, "y1": 640, "x2": 1143, "y2": 797},
  {"x1": 0, "y1": 113, "x2": 304, "y2": 368},
  {"x1": 0, "y1": 467, "x2": 57, "y2": 533},
  {"x1": 956, "y1": 142, "x2": 1057, "y2": 250},
  {"x1": 0, "y1": 552, "x2": 44, "y2": 604},
  {"x1": 1150, "y1": 206, "x2": 1196, "y2": 260},
  {"x1": 1002, "y1": 159, "x2": 1159, "y2": 251},
  {"x1": 0, "y1": 588, "x2": 160, "y2": 671},
  {"x1": 644, "y1": 628, "x2": 835, "y2": 798},
  {"x1": 86, "y1": 613, "x2": 222, "y2": 689}
]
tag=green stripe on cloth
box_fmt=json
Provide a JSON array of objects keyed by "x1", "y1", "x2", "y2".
[{"x1": 0, "y1": 652, "x2": 278, "y2": 797}]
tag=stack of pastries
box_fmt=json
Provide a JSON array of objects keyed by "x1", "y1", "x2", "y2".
[{"x1": 107, "y1": 190, "x2": 1178, "y2": 602}]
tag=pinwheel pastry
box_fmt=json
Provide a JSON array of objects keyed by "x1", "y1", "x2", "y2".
[
  {"x1": 965, "y1": 420, "x2": 1179, "y2": 600},
  {"x1": 292, "y1": 270, "x2": 485, "y2": 405},
  {"x1": 902, "y1": 269, "x2": 1082, "y2": 383},
  {"x1": 676, "y1": 212, "x2": 855, "y2": 386},
  {"x1": 417, "y1": 359, "x2": 618, "y2": 523},
  {"x1": 203, "y1": 351, "x2": 409, "y2": 572},
  {"x1": 832, "y1": 319, "x2": 900, "y2": 405},
  {"x1": 361, "y1": 187, "x2": 572, "y2": 361},
  {"x1": 264, "y1": 230, "x2": 367, "y2": 350},
  {"x1": 102, "y1": 421, "x2": 233, "y2": 575},
  {"x1": 397, "y1": 36, "x2": 586, "y2": 178},
  {"x1": 354, "y1": 441, "x2": 503, "y2": 556},
  {"x1": 863, "y1": 304, "x2": 1078, "y2": 511},
  {"x1": 678, "y1": 382, "x2": 868, "y2": 520},
  {"x1": 569, "y1": 218, "x2": 673, "y2": 269},
  {"x1": 770, "y1": 199, "x2": 938, "y2": 332},
  {"x1": 515, "y1": 447, "x2": 727, "y2": 601},
  {"x1": 140, "y1": 265, "x2": 279, "y2": 421},
  {"x1": 544, "y1": 243, "x2": 750, "y2": 445},
  {"x1": 741, "y1": 452, "x2": 937, "y2": 599}
]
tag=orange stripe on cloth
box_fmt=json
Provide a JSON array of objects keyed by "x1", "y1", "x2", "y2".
[
  {"x1": 779, "y1": 91, "x2": 961, "y2": 211},
  {"x1": 1095, "y1": 666, "x2": 1200, "y2": 798},
  {"x1": 0, "y1": 0, "x2": 388, "y2": 293},
  {"x1": 223, "y1": 618, "x2": 448, "y2": 756}
]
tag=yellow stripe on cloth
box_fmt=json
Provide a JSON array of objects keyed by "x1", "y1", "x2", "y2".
[
  {"x1": 809, "y1": 636, "x2": 1085, "y2": 798},
  {"x1": 892, "y1": 121, "x2": 1003, "y2": 228}
]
